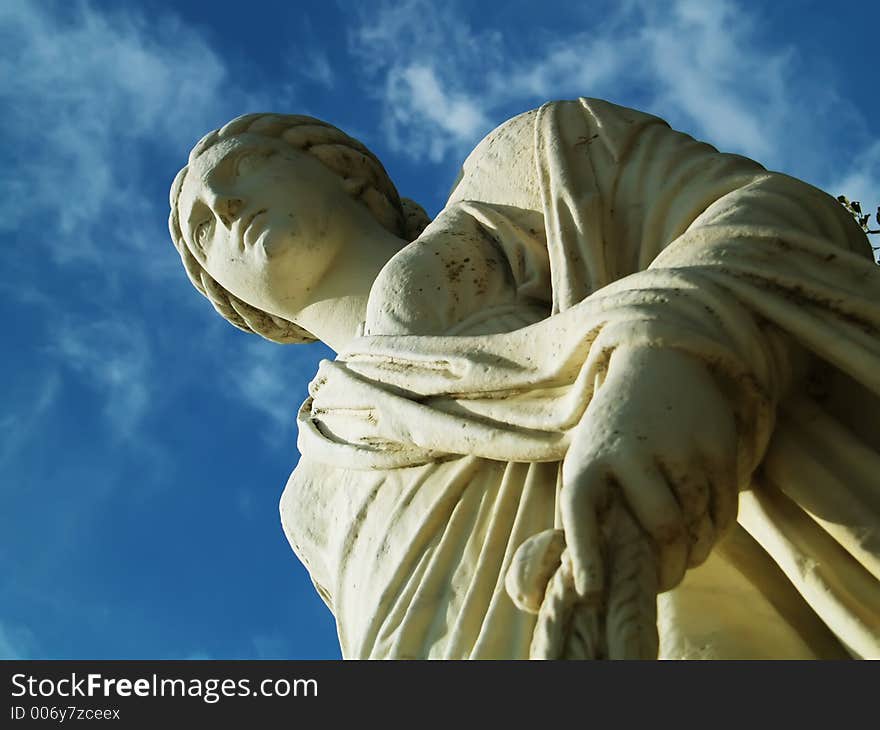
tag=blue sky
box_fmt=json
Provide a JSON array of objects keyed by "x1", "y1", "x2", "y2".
[{"x1": 1, "y1": 0, "x2": 878, "y2": 660}]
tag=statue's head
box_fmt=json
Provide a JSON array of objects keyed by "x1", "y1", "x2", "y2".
[{"x1": 169, "y1": 113, "x2": 428, "y2": 343}]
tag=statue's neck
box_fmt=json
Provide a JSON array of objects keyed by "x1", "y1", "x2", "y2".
[
  {"x1": 290, "y1": 227, "x2": 406, "y2": 353},
  {"x1": 294, "y1": 294, "x2": 370, "y2": 353}
]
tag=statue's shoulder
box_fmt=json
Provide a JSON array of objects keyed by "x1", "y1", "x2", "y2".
[
  {"x1": 457, "y1": 106, "x2": 538, "y2": 174},
  {"x1": 447, "y1": 107, "x2": 541, "y2": 210},
  {"x1": 448, "y1": 98, "x2": 668, "y2": 207},
  {"x1": 480, "y1": 96, "x2": 667, "y2": 139}
]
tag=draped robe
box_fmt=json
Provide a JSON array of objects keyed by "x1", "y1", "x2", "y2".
[{"x1": 281, "y1": 98, "x2": 880, "y2": 659}]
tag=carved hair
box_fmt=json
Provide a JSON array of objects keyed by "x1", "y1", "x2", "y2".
[{"x1": 168, "y1": 113, "x2": 429, "y2": 344}]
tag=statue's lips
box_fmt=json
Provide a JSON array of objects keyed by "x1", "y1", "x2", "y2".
[{"x1": 242, "y1": 209, "x2": 268, "y2": 248}]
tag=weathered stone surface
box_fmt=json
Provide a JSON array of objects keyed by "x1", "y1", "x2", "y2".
[{"x1": 170, "y1": 99, "x2": 880, "y2": 659}]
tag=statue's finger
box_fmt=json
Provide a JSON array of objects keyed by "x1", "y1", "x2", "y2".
[
  {"x1": 706, "y1": 459, "x2": 738, "y2": 536},
  {"x1": 668, "y1": 459, "x2": 710, "y2": 535},
  {"x1": 686, "y1": 501, "x2": 715, "y2": 568},
  {"x1": 560, "y1": 462, "x2": 608, "y2": 600},
  {"x1": 614, "y1": 458, "x2": 687, "y2": 591},
  {"x1": 668, "y1": 459, "x2": 714, "y2": 568}
]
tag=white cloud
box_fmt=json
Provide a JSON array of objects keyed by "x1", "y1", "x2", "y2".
[
  {"x1": 4, "y1": 0, "x2": 874, "y2": 472},
  {"x1": 0, "y1": 1, "x2": 233, "y2": 262},
  {"x1": 384, "y1": 65, "x2": 490, "y2": 162},
  {"x1": 348, "y1": 0, "x2": 875, "y2": 202},
  {"x1": 222, "y1": 339, "x2": 323, "y2": 444},
  {"x1": 229, "y1": 342, "x2": 296, "y2": 431},
  {"x1": 50, "y1": 317, "x2": 152, "y2": 438},
  {"x1": 349, "y1": 0, "x2": 504, "y2": 161},
  {"x1": 829, "y1": 140, "x2": 880, "y2": 221},
  {"x1": 626, "y1": 0, "x2": 796, "y2": 162},
  {"x1": 0, "y1": 1, "x2": 316, "y2": 446}
]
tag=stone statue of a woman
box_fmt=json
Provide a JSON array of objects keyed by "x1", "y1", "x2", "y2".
[{"x1": 169, "y1": 98, "x2": 880, "y2": 659}]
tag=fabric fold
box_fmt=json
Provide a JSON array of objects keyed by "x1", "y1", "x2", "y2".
[{"x1": 284, "y1": 97, "x2": 880, "y2": 659}]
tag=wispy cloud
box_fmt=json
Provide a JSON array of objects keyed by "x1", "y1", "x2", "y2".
[
  {"x1": 0, "y1": 373, "x2": 61, "y2": 469},
  {"x1": 281, "y1": 13, "x2": 337, "y2": 92},
  {"x1": 222, "y1": 339, "x2": 325, "y2": 443},
  {"x1": 349, "y1": 0, "x2": 876, "y2": 207},
  {"x1": 349, "y1": 0, "x2": 502, "y2": 162},
  {"x1": 50, "y1": 317, "x2": 152, "y2": 438},
  {"x1": 384, "y1": 64, "x2": 490, "y2": 163},
  {"x1": 0, "y1": 0, "x2": 227, "y2": 445},
  {"x1": 0, "y1": 1, "x2": 319, "y2": 448},
  {"x1": 828, "y1": 140, "x2": 880, "y2": 223},
  {"x1": 628, "y1": 0, "x2": 788, "y2": 160},
  {"x1": 0, "y1": 1, "x2": 231, "y2": 263},
  {"x1": 301, "y1": 51, "x2": 336, "y2": 89}
]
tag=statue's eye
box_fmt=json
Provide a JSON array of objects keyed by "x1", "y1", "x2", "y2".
[{"x1": 193, "y1": 220, "x2": 212, "y2": 251}]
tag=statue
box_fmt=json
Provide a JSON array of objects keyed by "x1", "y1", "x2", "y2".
[{"x1": 169, "y1": 98, "x2": 880, "y2": 659}]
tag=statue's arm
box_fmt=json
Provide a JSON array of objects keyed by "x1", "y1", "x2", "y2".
[{"x1": 558, "y1": 108, "x2": 873, "y2": 606}]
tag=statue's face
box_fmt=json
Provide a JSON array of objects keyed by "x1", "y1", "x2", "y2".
[{"x1": 176, "y1": 133, "x2": 351, "y2": 319}]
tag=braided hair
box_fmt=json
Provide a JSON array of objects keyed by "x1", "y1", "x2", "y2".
[{"x1": 169, "y1": 113, "x2": 429, "y2": 344}]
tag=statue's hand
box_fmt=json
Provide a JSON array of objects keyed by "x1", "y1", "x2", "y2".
[{"x1": 561, "y1": 344, "x2": 738, "y2": 599}]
